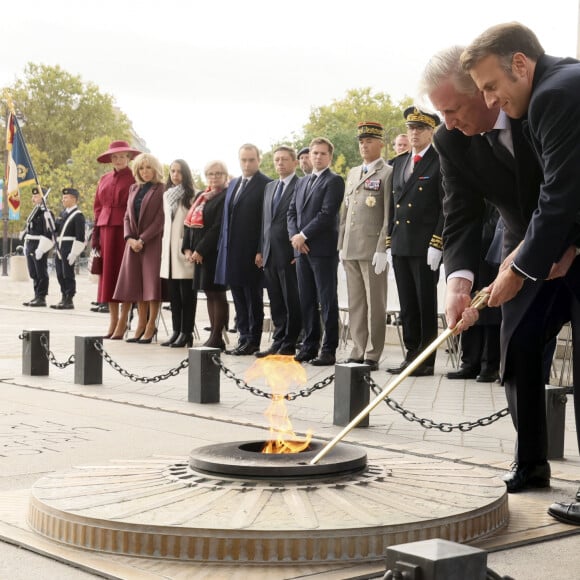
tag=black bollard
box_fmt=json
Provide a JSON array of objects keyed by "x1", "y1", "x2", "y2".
[
  {"x1": 22, "y1": 330, "x2": 50, "y2": 376},
  {"x1": 188, "y1": 347, "x2": 220, "y2": 403},
  {"x1": 333, "y1": 362, "x2": 371, "y2": 427},
  {"x1": 546, "y1": 385, "x2": 568, "y2": 459},
  {"x1": 74, "y1": 336, "x2": 103, "y2": 385}
]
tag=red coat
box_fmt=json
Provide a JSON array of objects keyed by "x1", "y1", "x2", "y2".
[
  {"x1": 93, "y1": 167, "x2": 135, "y2": 302},
  {"x1": 113, "y1": 182, "x2": 165, "y2": 302}
]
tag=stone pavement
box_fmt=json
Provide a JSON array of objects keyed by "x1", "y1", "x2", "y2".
[{"x1": 0, "y1": 264, "x2": 579, "y2": 579}]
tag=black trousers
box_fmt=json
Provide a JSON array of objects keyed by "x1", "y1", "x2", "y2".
[
  {"x1": 264, "y1": 261, "x2": 302, "y2": 350},
  {"x1": 25, "y1": 240, "x2": 49, "y2": 298},
  {"x1": 504, "y1": 273, "x2": 580, "y2": 464},
  {"x1": 230, "y1": 282, "x2": 264, "y2": 346},
  {"x1": 393, "y1": 254, "x2": 439, "y2": 366},
  {"x1": 54, "y1": 244, "x2": 76, "y2": 297},
  {"x1": 167, "y1": 278, "x2": 197, "y2": 335},
  {"x1": 296, "y1": 253, "x2": 339, "y2": 355}
]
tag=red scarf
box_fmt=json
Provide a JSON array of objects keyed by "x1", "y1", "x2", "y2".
[{"x1": 184, "y1": 188, "x2": 220, "y2": 228}]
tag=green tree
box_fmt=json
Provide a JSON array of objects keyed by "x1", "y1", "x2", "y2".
[
  {"x1": 297, "y1": 88, "x2": 413, "y2": 176},
  {"x1": 5, "y1": 64, "x2": 131, "y2": 168}
]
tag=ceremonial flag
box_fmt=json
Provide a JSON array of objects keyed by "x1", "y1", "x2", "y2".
[{"x1": 5, "y1": 113, "x2": 37, "y2": 220}]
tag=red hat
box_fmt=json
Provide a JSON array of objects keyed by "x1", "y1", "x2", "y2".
[{"x1": 97, "y1": 140, "x2": 141, "y2": 164}]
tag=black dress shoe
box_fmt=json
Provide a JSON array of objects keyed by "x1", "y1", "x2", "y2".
[
  {"x1": 476, "y1": 371, "x2": 499, "y2": 383},
  {"x1": 345, "y1": 358, "x2": 364, "y2": 364},
  {"x1": 294, "y1": 351, "x2": 316, "y2": 362},
  {"x1": 255, "y1": 346, "x2": 280, "y2": 358},
  {"x1": 577, "y1": 487, "x2": 580, "y2": 501},
  {"x1": 548, "y1": 501, "x2": 580, "y2": 525},
  {"x1": 28, "y1": 297, "x2": 47, "y2": 307},
  {"x1": 277, "y1": 346, "x2": 297, "y2": 356},
  {"x1": 387, "y1": 360, "x2": 411, "y2": 374},
  {"x1": 363, "y1": 359, "x2": 379, "y2": 371},
  {"x1": 410, "y1": 365, "x2": 434, "y2": 377},
  {"x1": 225, "y1": 342, "x2": 246, "y2": 355},
  {"x1": 447, "y1": 367, "x2": 479, "y2": 380},
  {"x1": 161, "y1": 331, "x2": 180, "y2": 347},
  {"x1": 502, "y1": 461, "x2": 550, "y2": 493},
  {"x1": 310, "y1": 352, "x2": 335, "y2": 366},
  {"x1": 230, "y1": 343, "x2": 260, "y2": 356}
]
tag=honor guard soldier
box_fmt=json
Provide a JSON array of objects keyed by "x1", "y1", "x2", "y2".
[
  {"x1": 338, "y1": 121, "x2": 393, "y2": 371},
  {"x1": 51, "y1": 188, "x2": 86, "y2": 310},
  {"x1": 386, "y1": 107, "x2": 443, "y2": 377},
  {"x1": 22, "y1": 186, "x2": 55, "y2": 307}
]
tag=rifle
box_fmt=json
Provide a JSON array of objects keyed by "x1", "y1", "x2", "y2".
[{"x1": 34, "y1": 185, "x2": 61, "y2": 260}]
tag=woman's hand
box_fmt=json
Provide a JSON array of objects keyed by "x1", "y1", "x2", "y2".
[{"x1": 192, "y1": 250, "x2": 203, "y2": 264}]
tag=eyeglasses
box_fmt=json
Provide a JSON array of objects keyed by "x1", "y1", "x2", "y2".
[{"x1": 206, "y1": 172, "x2": 224, "y2": 178}]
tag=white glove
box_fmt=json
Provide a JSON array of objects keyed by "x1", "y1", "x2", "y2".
[
  {"x1": 67, "y1": 240, "x2": 85, "y2": 266},
  {"x1": 386, "y1": 248, "x2": 393, "y2": 269},
  {"x1": 35, "y1": 236, "x2": 54, "y2": 260},
  {"x1": 427, "y1": 247, "x2": 443, "y2": 271},
  {"x1": 372, "y1": 252, "x2": 388, "y2": 275},
  {"x1": 339, "y1": 249, "x2": 344, "y2": 261}
]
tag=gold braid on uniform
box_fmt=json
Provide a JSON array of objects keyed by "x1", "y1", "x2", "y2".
[
  {"x1": 385, "y1": 236, "x2": 391, "y2": 250},
  {"x1": 429, "y1": 234, "x2": 443, "y2": 250}
]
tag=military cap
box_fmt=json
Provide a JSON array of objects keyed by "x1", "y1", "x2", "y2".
[
  {"x1": 357, "y1": 121, "x2": 384, "y2": 140},
  {"x1": 297, "y1": 147, "x2": 310, "y2": 158},
  {"x1": 403, "y1": 106, "x2": 440, "y2": 129},
  {"x1": 62, "y1": 187, "x2": 80, "y2": 198},
  {"x1": 31, "y1": 186, "x2": 48, "y2": 196}
]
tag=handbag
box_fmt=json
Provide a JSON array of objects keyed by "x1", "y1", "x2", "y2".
[{"x1": 88, "y1": 248, "x2": 103, "y2": 275}]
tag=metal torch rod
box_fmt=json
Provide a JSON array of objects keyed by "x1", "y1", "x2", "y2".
[{"x1": 310, "y1": 290, "x2": 490, "y2": 465}]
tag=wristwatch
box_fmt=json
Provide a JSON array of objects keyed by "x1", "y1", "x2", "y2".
[{"x1": 509, "y1": 260, "x2": 527, "y2": 279}]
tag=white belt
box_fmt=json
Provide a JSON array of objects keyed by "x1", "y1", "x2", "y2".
[
  {"x1": 24, "y1": 235, "x2": 41, "y2": 240},
  {"x1": 59, "y1": 236, "x2": 76, "y2": 242}
]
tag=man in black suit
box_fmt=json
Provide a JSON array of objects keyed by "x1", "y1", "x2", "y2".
[
  {"x1": 386, "y1": 107, "x2": 444, "y2": 377},
  {"x1": 461, "y1": 22, "x2": 580, "y2": 524},
  {"x1": 287, "y1": 137, "x2": 345, "y2": 366},
  {"x1": 255, "y1": 146, "x2": 302, "y2": 357},
  {"x1": 215, "y1": 144, "x2": 272, "y2": 355}
]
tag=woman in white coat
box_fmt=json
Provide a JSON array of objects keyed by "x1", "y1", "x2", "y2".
[{"x1": 159, "y1": 159, "x2": 196, "y2": 347}]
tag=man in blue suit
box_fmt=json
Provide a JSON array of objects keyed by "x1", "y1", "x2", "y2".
[
  {"x1": 215, "y1": 144, "x2": 272, "y2": 355},
  {"x1": 287, "y1": 137, "x2": 345, "y2": 366},
  {"x1": 462, "y1": 22, "x2": 580, "y2": 523}
]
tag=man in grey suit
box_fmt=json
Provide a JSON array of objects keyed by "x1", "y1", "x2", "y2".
[
  {"x1": 255, "y1": 146, "x2": 302, "y2": 357},
  {"x1": 338, "y1": 122, "x2": 393, "y2": 371}
]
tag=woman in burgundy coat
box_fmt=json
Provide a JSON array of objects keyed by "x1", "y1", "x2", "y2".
[
  {"x1": 93, "y1": 140, "x2": 141, "y2": 339},
  {"x1": 113, "y1": 153, "x2": 165, "y2": 343}
]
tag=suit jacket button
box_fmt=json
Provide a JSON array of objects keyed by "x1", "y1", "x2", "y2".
[
  {"x1": 395, "y1": 220, "x2": 400, "y2": 225},
  {"x1": 418, "y1": 187, "x2": 423, "y2": 191},
  {"x1": 408, "y1": 203, "x2": 412, "y2": 207},
  {"x1": 406, "y1": 220, "x2": 411, "y2": 224},
  {"x1": 396, "y1": 203, "x2": 400, "y2": 208}
]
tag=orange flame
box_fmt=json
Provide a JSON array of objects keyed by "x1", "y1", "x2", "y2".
[{"x1": 245, "y1": 354, "x2": 313, "y2": 453}]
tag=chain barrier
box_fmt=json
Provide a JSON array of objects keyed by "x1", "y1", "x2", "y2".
[
  {"x1": 93, "y1": 341, "x2": 189, "y2": 383},
  {"x1": 210, "y1": 354, "x2": 334, "y2": 400},
  {"x1": 364, "y1": 374, "x2": 510, "y2": 432},
  {"x1": 36, "y1": 332, "x2": 75, "y2": 369}
]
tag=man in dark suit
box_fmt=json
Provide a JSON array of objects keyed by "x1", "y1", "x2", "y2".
[
  {"x1": 255, "y1": 146, "x2": 302, "y2": 357},
  {"x1": 287, "y1": 137, "x2": 345, "y2": 366},
  {"x1": 461, "y1": 22, "x2": 580, "y2": 524},
  {"x1": 51, "y1": 188, "x2": 86, "y2": 310},
  {"x1": 215, "y1": 144, "x2": 272, "y2": 355},
  {"x1": 386, "y1": 107, "x2": 444, "y2": 377}
]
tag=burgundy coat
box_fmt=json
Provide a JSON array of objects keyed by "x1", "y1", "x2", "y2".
[{"x1": 113, "y1": 182, "x2": 165, "y2": 302}]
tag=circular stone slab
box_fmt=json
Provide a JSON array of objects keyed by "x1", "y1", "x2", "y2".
[{"x1": 28, "y1": 449, "x2": 508, "y2": 564}]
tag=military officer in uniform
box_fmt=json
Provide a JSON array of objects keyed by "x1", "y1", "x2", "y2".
[
  {"x1": 22, "y1": 186, "x2": 55, "y2": 307},
  {"x1": 51, "y1": 188, "x2": 86, "y2": 310},
  {"x1": 386, "y1": 107, "x2": 443, "y2": 377},
  {"x1": 338, "y1": 121, "x2": 393, "y2": 371}
]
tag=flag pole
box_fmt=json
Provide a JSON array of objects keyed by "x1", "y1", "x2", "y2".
[
  {"x1": 309, "y1": 290, "x2": 490, "y2": 465},
  {"x1": 1, "y1": 93, "x2": 14, "y2": 276}
]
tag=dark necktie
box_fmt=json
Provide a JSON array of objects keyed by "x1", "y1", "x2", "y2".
[
  {"x1": 272, "y1": 180, "x2": 284, "y2": 213},
  {"x1": 485, "y1": 129, "x2": 514, "y2": 172},
  {"x1": 305, "y1": 173, "x2": 317, "y2": 195},
  {"x1": 233, "y1": 178, "x2": 248, "y2": 203}
]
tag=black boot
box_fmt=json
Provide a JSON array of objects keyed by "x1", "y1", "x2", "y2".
[
  {"x1": 29, "y1": 296, "x2": 47, "y2": 307},
  {"x1": 170, "y1": 333, "x2": 193, "y2": 348},
  {"x1": 52, "y1": 295, "x2": 74, "y2": 310},
  {"x1": 161, "y1": 331, "x2": 180, "y2": 347},
  {"x1": 51, "y1": 295, "x2": 66, "y2": 309}
]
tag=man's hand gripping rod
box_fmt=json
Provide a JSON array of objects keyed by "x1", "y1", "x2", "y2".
[{"x1": 310, "y1": 290, "x2": 490, "y2": 465}]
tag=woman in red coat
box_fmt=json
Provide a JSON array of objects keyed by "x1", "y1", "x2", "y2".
[
  {"x1": 93, "y1": 140, "x2": 141, "y2": 338},
  {"x1": 113, "y1": 153, "x2": 165, "y2": 343}
]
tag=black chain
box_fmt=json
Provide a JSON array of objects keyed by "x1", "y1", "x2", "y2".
[
  {"x1": 210, "y1": 354, "x2": 334, "y2": 400},
  {"x1": 38, "y1": 333, "x2": 75, "y2": 368},
  {"x1": 94, "y1": 341, "x2": 189, "y2": 383},
  {"x1": 365, "y1": 374, "x2": 510, "y2": 432}
]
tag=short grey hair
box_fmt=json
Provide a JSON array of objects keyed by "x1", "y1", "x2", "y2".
[{"x1": 418, "y1": 45, "x2": 479, "y2": 101}]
